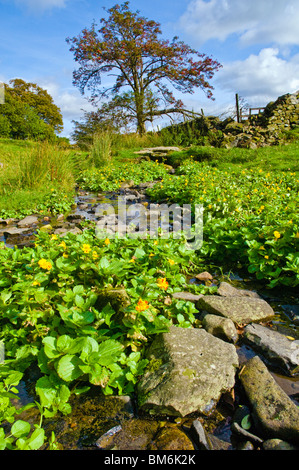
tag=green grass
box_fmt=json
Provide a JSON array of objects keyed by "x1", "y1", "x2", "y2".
[
  {"x1": 0, "y1": 139, "x2": 76, "y2": 218},
  {"x1": 166, "y1": 142, "x2": 299, "y2": 173}
]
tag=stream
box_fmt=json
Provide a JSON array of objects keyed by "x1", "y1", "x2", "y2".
[{"x1": 1, "y1": 187, "x2": 298, "y2": 450}]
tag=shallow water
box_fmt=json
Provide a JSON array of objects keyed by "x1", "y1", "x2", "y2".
[{"x1": 2, "y1": 189, "x2": 299, "y2": 449}]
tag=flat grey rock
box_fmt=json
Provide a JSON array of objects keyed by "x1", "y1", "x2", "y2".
[
  {"x1": 196, "y1": 295, "x2": 275, "y2": 325},
  {"x1": 244, "y1": 323, "x2": 299, "y2": 376},
  {"x1": 138, "y1": 326, "x2": 238, "y2": 417}
]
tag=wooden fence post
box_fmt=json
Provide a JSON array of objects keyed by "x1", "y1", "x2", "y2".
[{"x1": 236, "y1": 94, "x2": 240, "y2": 123}]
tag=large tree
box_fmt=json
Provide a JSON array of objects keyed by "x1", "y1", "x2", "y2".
[
  {"x1": 0, "y1": 79, "x2": 64, "y2": 140},
  {"x1": 8, "y1": 79, "x2": 63, "y2": 133},
  {"x1": 67, "y1": 2, "x2": 222, "y2": 135}
]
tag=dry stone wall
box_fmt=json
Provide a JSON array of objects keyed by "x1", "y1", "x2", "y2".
[
  {"x1": 229, "y1": 90, "x2": 299, "y2": 148},
  {"x1": 162, "y1": 90, "x2": 299, "y2": 149}
]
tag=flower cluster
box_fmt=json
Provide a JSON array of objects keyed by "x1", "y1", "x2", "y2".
[{"x1": 38, "y1": 259, "x2": 52, "y2": 270}]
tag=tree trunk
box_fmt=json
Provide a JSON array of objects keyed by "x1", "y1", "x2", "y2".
[{"x1": 135, "y1": 89, "x2": 146, "y2": 136}]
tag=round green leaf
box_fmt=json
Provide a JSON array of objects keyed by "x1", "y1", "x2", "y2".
[
  {"x1": 57, "y1": 354, "x2": 83, "y2": 382},
  {"x1": 11, "y1": 420, "x2": 31, "y2": 438}
]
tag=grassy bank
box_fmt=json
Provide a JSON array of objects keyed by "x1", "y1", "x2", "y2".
[
  {"x1": 0, "y1": 134, "x2": 298, "y2": 450},
  {"x1": 0, "y1": 139, "x2": 76, "y2": 218}
]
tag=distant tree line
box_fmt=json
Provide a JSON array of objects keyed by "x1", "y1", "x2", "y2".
[{"x1": 0, "y1": 78, "x2": 64, "y2": 141}]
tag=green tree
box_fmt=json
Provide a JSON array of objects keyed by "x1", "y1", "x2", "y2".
[
  {"x1": 8, "y1": 79, "x2": 63, "y2": 133},
  {"x1": 0, "y1": 80, "x2": 62, "y2": 140},
  {"x1": 67, "y1": 2, "x2": 221, "y2": 136}
]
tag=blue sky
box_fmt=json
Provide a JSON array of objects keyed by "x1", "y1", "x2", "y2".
[{"x1": 1, "y1": 0, "x2": 299, "y2": 138}]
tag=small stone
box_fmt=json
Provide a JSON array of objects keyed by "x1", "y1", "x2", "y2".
[
  {"x1": 195, "y1": 271, "x2": 213, "y2": 281},
  {"x1": 236, "y1": 441, "x2": 255, "y2": 450},
  {"x1": 190, "y1": 419, "x2": 211, "y2": 450},
  {"x1": 96, "y1": 425, "x2": 122, "y2": 450},
  {"x1": 201, "y1": 313, "x2": 239, "y2": 343},
  {"x1": 39, "y1": 224, "x2": 53, "y2": 232},
  {"x1": 17, "y1": 215, "x2": 39, "y2": 227},
  {"x1": 172, "y1": 292, "x2": 203, "y2": 303},
  {"x1": 262, "y1": 439, "x2": 299, "y2": 450},
  {"x1": 189, "y1": 419, "x2": 231, "y2": 450},
  {"x1": 150, "y1": 426, "x2": 194, "y2": 450}
]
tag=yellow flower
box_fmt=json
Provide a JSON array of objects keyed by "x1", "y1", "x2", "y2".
[
  {"x1": 157, "y1": 278, "x2": 169, "y2": 290},
  {"x1": 168, "y1": 259, "x2": 175, "y2": 265},
  {"x1": 82, "y1": 244, "x2": 91, "y2": 254},
  {"x1": 38, "y1": 259, "x2": 52, "y2": 270},
  {"x1": 264, "y1": 255, "x2": 269, "y2": 260},
  {"x1": 32, "y1": 281, "x2": 41, "y2": 286},
  {"x1": 104, "y1": 238, "x2": 110, "y2": 246},
  {"x1": 63, "y1": 253, "x2": 68, "y2": 258},
  {"x1": 135, "y1": 299, "x2": 149, "y2": 312},
  {"x1": 51, "y1": 234, "x2": 58, "y2": 241},
  {"x1": 274, "y1": 231, "x2": 281, "y2": 239},
  {"x1": 153, "y1": 240, "x2": 158, "y2": 245},
  {"x1": 92, "y1": 251, "x2": 99, "y2": 260},
  {"x1": 59, "y1": 241, "x2": 67, "y2": 250}
]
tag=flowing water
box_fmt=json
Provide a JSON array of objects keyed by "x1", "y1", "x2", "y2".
[{"x1": 1, "y1": 189, "x2": 299, "y2": 450}]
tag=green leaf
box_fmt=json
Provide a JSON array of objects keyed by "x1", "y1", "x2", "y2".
[
  {"x1": 73, "y1": 285, "x2": 85, "y2": 295},
  {"x1": 4, "y1": 371, "x2": 23, "y2": 388},
  {"x1": 57, "y1": 354, "x2": 83, "y2": 382},
  {"x1": 27, "y1": 428, "x2": 45, "y2": 450},
  {"x1": 72, "y1": 310, "x2": 95, "y2": 326},
  {"x1": 56, "y1": 335, "x2": 73, "y2": 353},
  {"x1": 36, "y1": 376, "x2": 57, "y2": 408},
  {"x1": 11, "y1": 420, "x2": 31, "y2": 438},
  {"x1": 134, "y1": 247, "x2": 146, "y2": 259},
  {"x1": 1, "y1": 291, "x2": 12, "y2": 304},
  {"x1": 97, "y1": 340, "x2": 123, "y2": 366},
  {"x1": 75, "y1": 294, "x2": 85, "y2": 308},
  {"x1": 99, "y1": 257, "x2": 110, "y2": 270},
  {"x1": 241, "y1": 414, "x2": 252, "y2": 430},
  {"x1": 42, "y1": 336, "x2": 60, "y2": 359}
]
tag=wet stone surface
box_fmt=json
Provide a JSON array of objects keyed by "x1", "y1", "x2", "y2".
[{"x1": 2, "y1": 189, "x2": 299, "y2": 450}]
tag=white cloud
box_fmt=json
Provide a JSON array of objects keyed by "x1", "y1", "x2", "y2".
[
  {"x1": 180, "y1": 0, "x2": 299, "y2": 46},
  {"x1": 15, "y1": 0, "x2": 66, "y2": 11},
  {"x1": 39, "y1": 80, "x2": 94, "y2": 119},
  {"x1": 216, "y1": 48, "x2": 299, "y2": 104}
]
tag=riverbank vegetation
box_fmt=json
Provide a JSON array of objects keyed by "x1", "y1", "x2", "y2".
[{"x1": 0, "y1": 129, "x2": 298, "y2": 449}]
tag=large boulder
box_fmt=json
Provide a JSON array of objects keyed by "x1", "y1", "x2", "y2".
[
  {"x1": 196, "y1": 295, "x2": 275, "y2": 325},
  {"x1": 137, "y1": 326, "x2": 239, "y2": 417},
  {"x1": 239, "y1": 356, "x2": 299, "y2": 445}
]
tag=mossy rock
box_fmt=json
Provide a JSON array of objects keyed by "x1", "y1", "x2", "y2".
[
  {"x1": 149, "y1": 425, "x2": 194, "y2": 450},
  {"x1": 95, "y1": 287, "x2": 131, "y2": 313}
]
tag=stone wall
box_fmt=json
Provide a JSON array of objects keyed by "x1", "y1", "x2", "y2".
[
  {"x1": 223, "y1": 90, "x2": 299, "y2": 149},
  {"x1": 161, "y1": 90, "x2": 299, "y2": 149}
]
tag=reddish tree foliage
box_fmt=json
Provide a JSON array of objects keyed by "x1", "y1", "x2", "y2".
[{"x1": 67, "y1": 2, "x2": 222, "y2": 135}]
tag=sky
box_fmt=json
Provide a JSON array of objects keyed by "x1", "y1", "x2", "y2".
[{"x1": 0, "y1": 0, "x2": 299, "y2": 139}]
